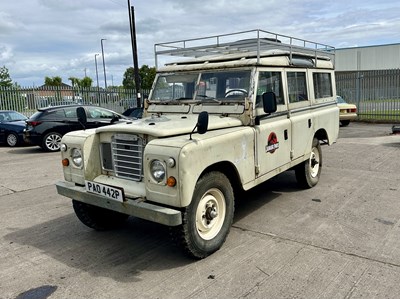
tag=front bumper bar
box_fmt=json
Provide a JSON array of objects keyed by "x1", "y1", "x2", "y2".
[{"x1": 56, "y1": 181, "x2": 182, "y2": 226}]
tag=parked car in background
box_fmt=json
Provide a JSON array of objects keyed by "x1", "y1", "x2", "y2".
[
  {"x1": 337, "y1": 96, "x2": 357, "y2": 126},
  {"x1": 24, "y1": 105, "x2": 129, "y2": 152},
  {"x1": 122, "y1": 107, "x2": 143, "y2": 119},
  {"x1": 0, "y1": 110, "x2": 28, "y2": 147}
]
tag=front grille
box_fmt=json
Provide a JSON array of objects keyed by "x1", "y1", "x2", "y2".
[{"x1": 105, "y1": 133, "x2": 145, "y2": 181}]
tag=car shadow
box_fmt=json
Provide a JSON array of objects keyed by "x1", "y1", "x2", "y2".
[
  {"x1": 4, "y1": 213, "x2": 191, "y2": 283},
  {"x1": 4, "y1": 170, "x2": 302, "y2": 282},
  {"x1": 234, "y1": 170, "x2": 301, "y2": 223},
  {"x1": 5, "y1": 146, "x2": 49, "y2": 155}
]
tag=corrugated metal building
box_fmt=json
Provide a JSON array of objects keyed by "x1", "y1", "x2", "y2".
[
  {"x1": 335, "y1": 43, "x2": 400, "y2": 71},
  {"x1": 334, "y1": 43, "x2": 400, "y2": 122}
]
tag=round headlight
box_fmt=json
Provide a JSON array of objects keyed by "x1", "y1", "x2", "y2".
[
  {"x1": 71, "y1": 148, "x2": 83, "y2": 167},
  {"x1": 60, "y1": 143, "x2": 67, "y2": 152},
  {"x1": 150, "y1": 160, "x2": 165, "y2": 183}
]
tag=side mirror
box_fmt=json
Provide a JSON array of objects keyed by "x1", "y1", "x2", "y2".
[
  {"x1": 190, "y1": 111, "x2": 209, "y2": 140},
  {"x1": 77, "y1": 107, "x2": 87, "y2": 129},
  {"x1": 197, "y1": 111, "x2": 209, "y2": 134},
  {"x1": 262, "y1": 92, "x2": 277, "y2": 114}
]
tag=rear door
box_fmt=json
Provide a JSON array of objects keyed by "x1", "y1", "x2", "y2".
[
  {"x1": 286, "y1": 70, "x2": 312, "y2": 161},
  {"x1": 255, "y1": 70, "x2": 292, "y2": 177}
]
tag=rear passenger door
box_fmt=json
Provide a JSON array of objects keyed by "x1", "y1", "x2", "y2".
[
  {"x1": 286, "y1": 70, "x2": 313, "y2": 161},
  {"x1": 63, "y1": 106, "x2": 82, "y2": 132},
  {"x1": 255, "y1": 70, "x2": 292, "y2": 177}
]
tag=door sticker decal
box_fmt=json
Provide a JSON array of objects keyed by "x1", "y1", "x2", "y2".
[{"x1": 266, "y1": 132, "x2": 279, "y2": 154}]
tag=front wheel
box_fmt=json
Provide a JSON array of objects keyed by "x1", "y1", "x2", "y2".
[
  {"x1": 72, "y1": 200, "x2": 129, "y2": 230},
  {"x1": 42, "y1": 132, "x2": 62, "y2": 151},
  {"x1": 6, "y1": 133, "x2": 18, "y2": 147},
  {"x1": 295, "y1": 138, "x2": 322, "y2": 189},
  {"x1": 171, "y1": 171, "x2": 234, "y2": 259}
]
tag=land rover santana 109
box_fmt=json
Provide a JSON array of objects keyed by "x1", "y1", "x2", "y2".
[{"x1": 56, "y1": 29, "x2": 339, "y2": 259}]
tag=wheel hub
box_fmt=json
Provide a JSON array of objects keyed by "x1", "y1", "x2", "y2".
[{"x1": 205, "y1": 204, "x2": 218, "y2": 221}]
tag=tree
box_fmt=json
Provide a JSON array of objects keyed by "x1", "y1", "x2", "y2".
[
  {"x1": 0, "y1": 66, "x2": 13, "y2": 88},
  {"x1": 68, "y1": 76, "x2": 93, "y2": 88},
  {"x1": 139, "y1": 65, "x2": 156, "y2": 91},
  {"x1": 80, "y1": 77, "x2": 93, "y2": 88},
  {"x1": 68, "y1": 76, "x2": 80, "y2": 87},
  {"x1": 44, "y1": 76, "x2": 62, "y2": 86},
  {"x1": 122, "y1": 65, "x2": 156, "y2": 91}
]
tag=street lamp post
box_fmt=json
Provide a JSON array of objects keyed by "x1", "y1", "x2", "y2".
[
  {"x1": 100, "y1": 39, "x2": 107, "y2": 89},
  {"x1": 94, "y1": 54, "x2": 100, "y2": 89}
]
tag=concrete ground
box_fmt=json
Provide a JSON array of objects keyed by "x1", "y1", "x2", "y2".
[{"x1": 0, "y1": 122, "x2": 399, "y2": 299}]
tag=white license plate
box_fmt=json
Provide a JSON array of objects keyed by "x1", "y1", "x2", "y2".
[{"x1": 85, "y1": 181, "x2": 124, "y2": 202}]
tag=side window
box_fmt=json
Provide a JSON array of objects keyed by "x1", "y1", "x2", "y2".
[
  {"x1": 313, "y1": 72, "x2": 333, "y2": 99},
  {"x1": 42, "y1": 109, "x2": 65, "y2": 119},
  {"x1": 64, "y1": 107, "x2": 77, "y2": 119},
  {"x1": 87, "y1": 107, "x2": 114, "y2": 119},
  {"x1": 287, "y1": 72, "x2": 308, "y2": 103},
  {"x1": 256, "y1": 72, "x2": 284, "y2": 107}
]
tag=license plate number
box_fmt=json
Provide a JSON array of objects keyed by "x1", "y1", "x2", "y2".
[{"x1": 85, "y1": 181, "x2": 124, "y2": 202}]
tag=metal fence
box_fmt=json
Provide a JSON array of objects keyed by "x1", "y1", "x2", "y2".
[
  {"x1": 2, "y1": 72, "x2": 400, "y2": 123},
  {"x1": 336, "y1": 69, "x2": 400, "y2": 123},
  {"x1": 0, "y1": 86, "x2": 148, "y2": 117}
]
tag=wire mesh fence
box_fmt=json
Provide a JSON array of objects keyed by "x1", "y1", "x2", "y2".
[
  {"x1": 0, "y1": 86, "x2": 148, "y2": 117},
  {"x1": 336, "y1": 69, "x2": 400, "y2": 123}
]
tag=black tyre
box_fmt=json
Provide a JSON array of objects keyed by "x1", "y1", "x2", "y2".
[
  {"x1": 6, "y1": 133, "x2": 18, "y2": 147},
  {"x1": 42, "y1": 132, "x2": 62, "y2": 151},
  {"x1": 340, "y1": 120, "x2": 350, "y2": 127},
  {"x1": 171, "y1": 171, "x2": 234, "y2": 259},
  {"x1": 295, "y1": 138, "x2": 322, "y2": 189},
  {"x1": 72, "y1": 200, "x2": 129, "y2": 231}
]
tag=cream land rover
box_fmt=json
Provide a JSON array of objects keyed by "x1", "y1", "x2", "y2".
[{"x1": 56, "y1": 30, "x2": 339, "y2": 259}]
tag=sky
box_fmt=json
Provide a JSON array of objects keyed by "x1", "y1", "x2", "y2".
[{"x1": 1, "y1": 0, "x2": 400, "y2": 87}]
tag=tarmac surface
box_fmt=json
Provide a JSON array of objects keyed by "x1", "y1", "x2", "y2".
[{"x1": 1, "y1": 122, "x2": 400, "y2": 299}]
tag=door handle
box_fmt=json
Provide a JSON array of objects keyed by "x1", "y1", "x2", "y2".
[{"x1": 308, "y1": 119, "x2": 312, "y2": 128}]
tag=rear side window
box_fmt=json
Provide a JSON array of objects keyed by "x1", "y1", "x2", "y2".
[
  {"x1": 313, "y1": 73, "x2": 332, "y2": 99},
  {"x1": 287, "y1": 72, "x2": 308, "y2": 103},
  {"x1": 64, "y1": 107, "x2": 78, "y2": 119},
  {"x1": 40, "y1": 109, "x2": 65, "y2": 120}
]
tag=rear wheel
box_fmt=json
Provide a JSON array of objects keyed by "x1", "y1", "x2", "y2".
[
  {"x1": 340, "y1": 120, "x2": 350, "y2": 126},
  {"x1": 171, "y1": 171, "x2": 234, "y2": 259},
  {"x1": 6, "y1": 133, "x2": 18, "y2": 147},
  {"x1": 42, "y1": 132, "x2": 62, "y2": 151},
  {"x1": 72, "y1": 200, "x2": 129, "y2": 230},
  {"x1": 295, "y1": 138, "x2": 322, "y2": 188}
]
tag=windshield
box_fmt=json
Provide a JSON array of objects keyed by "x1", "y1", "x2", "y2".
[{"x1": 150, "y1": 70, "x2": 251, "y2": 102}]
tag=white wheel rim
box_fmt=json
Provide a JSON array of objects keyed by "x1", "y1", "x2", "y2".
[
  {"x1": 195, "y1": 188, "x2": 226, "y2": 240},
  {"x1": 46, "y1": 134, "x2": 62, "y2": 151},
  {"x1": 7, "y1": 134, "x2": 17, "y2": 146},
  {"x1": 309, "y1": 147, "x2": 320, "y2": 178}
]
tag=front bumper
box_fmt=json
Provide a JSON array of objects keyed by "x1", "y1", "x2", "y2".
[
  {"x1": 23, "y1": 130, "x2": 41, "y2": 145},
  {"x1": 56, "y1": 181, "x2": 182, "y2": 226}
]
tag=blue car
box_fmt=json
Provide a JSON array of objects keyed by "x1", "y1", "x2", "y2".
[{"x1": 0, "y1": 110, "x2": 28, "y2": 147}]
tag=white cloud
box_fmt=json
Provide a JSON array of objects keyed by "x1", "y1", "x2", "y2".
[{"x1": 1, "y1": 0, "x2": 400, "y2": 86}]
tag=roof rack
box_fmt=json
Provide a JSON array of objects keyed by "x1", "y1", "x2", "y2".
[{"x1": 154, "y1": 29, "x2": 335, "y2": 69}]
